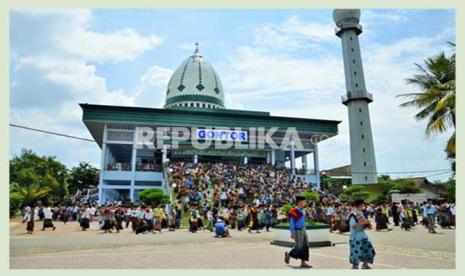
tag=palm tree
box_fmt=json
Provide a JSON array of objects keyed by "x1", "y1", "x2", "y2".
[
  {"x1": 397, "y1": 42, "x2": 455, "y2": 172},
  {"x1": 11, "y1": 182, "x2": 51, "y2": 207}
]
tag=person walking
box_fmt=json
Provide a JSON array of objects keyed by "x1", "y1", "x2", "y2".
[
  {"x1": 42, "y1": 204, "x2": 56, "y2": 231},
  {"x1": 348, "y1": 199, "x2": 376, "y2": 269},
  {"x1": 284, "y1": 195, "x2": 311, "y2": 268},
  {"x1": 23, "y1": 206, "x2": 35, "y2": 235},
  {"x1": 391, "y1": 202, "x2": 400, "y2": 226},
  {"x1": 425, "y1": 200, "x2": 437, "y2": 234},
  {"x1": 80, "y1": 204, "x2": 91, "y2": 231}
]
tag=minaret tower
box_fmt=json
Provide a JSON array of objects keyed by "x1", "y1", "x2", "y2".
[{"x1": 333, "y1": 9, "x2": 378, "y2": 184}]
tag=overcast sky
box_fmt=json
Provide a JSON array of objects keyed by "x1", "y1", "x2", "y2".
[{"x1": 9, "y1": 9, "x2": 455, "y2": 181}]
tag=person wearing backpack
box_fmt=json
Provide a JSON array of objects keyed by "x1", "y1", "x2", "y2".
[{"x1": 348, "y1": 199, "x2": 376, "y2": 269}]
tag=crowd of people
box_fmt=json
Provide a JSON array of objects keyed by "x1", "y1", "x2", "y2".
[
  {"x1": 19, "y1": 160, "x2": 456, "y2": 268},
  {"x1": 22, "y1": 203, "x2": 183, "y2": 235},
  {"x1": 167, "y1": 161, "x2": 318, "y2": 233},
  {"x1": 319, "y1": 200, "x2": 456, "y2": 234}
]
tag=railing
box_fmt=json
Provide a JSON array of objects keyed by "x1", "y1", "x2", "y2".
[
  {"x1": 136, "y1": 163, "x2": 162, "y2": 172},
  {"x1": 106, "y1": 162, "x2": 131, "y2": 171},
  {"x1": 296, "y1": 168, "x2": 316, "y2": 175},
  {"x1": 106, "y1": 162, "x2": 163, "y2": 172}
]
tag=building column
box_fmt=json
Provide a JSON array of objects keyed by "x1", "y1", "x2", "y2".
[
  {"x1": 193, "y1": 154, "x2": 198, "y2": 164},
  {"x1": 130, "y1": 130, "x2": 137, "y2": 203},
  {"x1": 302, "y1": 153, "x2": 308, "y2": 174},
  {"x1": 313, "y1": 143, "x2": 320, "y2": 189},
  {"x1": 244, "y1": 157, "x2": 248, "y2": 165},
  {"x1": 131, "y1": 146, "x2": 137, "y2": 172},
  {"x1": 98, "y1": 124, "x2": 108, "y2": 206},
  {"x1": 271, "y1": 149, "x2": 276, "y2": 166},
  {"x1": 130, "y1": 186, "x2": 135, "y2": 202},
  {"x1": 290, "y1": 138, "x2": 296, "y2": 176},
  {"x1": 266, "y1": 151, "x2": 271, "y2": 164},
  {"x1": 162, "y1": 144, "x2": 168, "y2": 164}
]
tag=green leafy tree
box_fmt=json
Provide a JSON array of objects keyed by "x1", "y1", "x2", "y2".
[
  {"x1": 446, "y1": 178, "x2": 455, "y2": 202},
  {"x1": 398, "y1": 42, "x2": 456, "y2": 172},
  {"x1": 10, "y1": 192, "x2": 23, "y2": 217},
  {"x1": 339, "y1": 185, "x2": 371, "y2": 202},
  {"x1": 392, "y1": 179, "x2": 422, "y2": 194},
  {"x1": 68, "y1": 162, "x2": 100, "y2": 194},
  {"x1": 10, "y1": 149, "x2": 69, "y2": 206}
]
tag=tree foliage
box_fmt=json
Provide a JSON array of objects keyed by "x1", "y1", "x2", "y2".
[
  {"x1": 446, "y1": 178, "x2": 455, "y2": 203},
  {"x1": 68, "y1": 162, "x2": 99, "y2": 194},
  {"x1": 339, "y1": 185, "x2": 371, "y2": 202},
  {"x1": 392, "y1": 179, "x2": 422, "y2": 194},
  {"x1": 10, "y1": 149, "x2": 69, "y2": 205},
  {"x1": 10, "y1": 149, "x2": 71, "y2": 214},
  {"x1": 398, "y1": 43, "x2": 456, "y2": 172}
]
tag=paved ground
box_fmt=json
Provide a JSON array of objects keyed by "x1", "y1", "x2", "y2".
[{"x1": 9, "y1": 218, "x2": 455, "y2": 269}]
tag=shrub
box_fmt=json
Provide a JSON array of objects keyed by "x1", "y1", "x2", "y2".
[
  {"x1": 138, "y1": 188, "x2": 170, "y2": 206},
  {"x1": 338, "y1": 193, "x2": 350, "y2": 202},
  {"x1": 301, "y1": 191, "x2": 320, "y2": 201},
  {"x1": 345, "y1": 185, "x2": 364, "y2": 194},
  {"x1": 279, "y1": 204, "x2": 293, "y2": 216},
  {"x1": 353, "y1": 191, "x2": 371, "y2": 200},
  {"x1": 370, "y1": 194, "x2": 387, "y2": 204}
]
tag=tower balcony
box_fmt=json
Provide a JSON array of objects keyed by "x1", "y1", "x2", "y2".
[
  {"x1": 341, "y1": 92, "x2": 373, "y2": 106},
  {"x1": 334, "y1": 23, "x2": 363, "y2": 37}
]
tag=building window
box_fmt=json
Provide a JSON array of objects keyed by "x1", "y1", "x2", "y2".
[
  {"x1": 196, "y1": 103, "x2": 200, "y2": 107},
  {"x1": 361, "y1": 134, "x2": 364, "y2": 139},
  {"x1": 190, "y1": 103, "x2": 194, "y2": 107},
  {"x1": 353, "y1": 59, "x2": 356, "y2": 64},
  {"x1": 363, "y1": 148, "x2": 365, "y2": 153},
  {"x1": 359, "y1": 108, "x2": 362, "y2": 112},
  {"x1": 354, "y1": 71, "x2": 357, "y2": 75},
  {"x1": 355, "y1": 83, "x2": 358, "y2": 87},
  {"x1": 351, "y1": 48, "x2": 354, "y2": 52},
  {"x1": 365, "y1": 176, "x2": 368, "y2": 181},
  {"x1": 364, "y1": 161, "x2": 367, "y2": 167},
  {"x1": 360, "y1": 121, "x2": 363, "y2": 126},
  {"x1": 350, "y1": 37, "x2": 353, "y2": 41}
]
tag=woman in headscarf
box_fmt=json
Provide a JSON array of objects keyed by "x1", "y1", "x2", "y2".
[
  {"x1": 348, "y1": 199, "x2": 376, "y2": 269},
  {"x1": 23, "y1": 206, "x2": 35, "y2": 235}
]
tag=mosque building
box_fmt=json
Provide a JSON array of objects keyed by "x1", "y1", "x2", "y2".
[{"x1": 81, "y1": 43, "x2": 340, "y2": 204}]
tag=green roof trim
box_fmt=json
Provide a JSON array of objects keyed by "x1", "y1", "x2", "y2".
[
  {"x1": 164, "y1": 94, "x2": 224, "y2": 107},
  {"x1": 80, "y1": 103, "x2": 341, "y2": 146}
]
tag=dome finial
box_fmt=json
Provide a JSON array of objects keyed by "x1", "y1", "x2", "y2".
[{"x1": 194, "y1": 42, "x2": 200, "y2": 56}]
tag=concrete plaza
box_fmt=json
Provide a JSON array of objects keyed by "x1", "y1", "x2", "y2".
[{"x1": 10, "y1": 218, "x2": 455, "y2": 269}]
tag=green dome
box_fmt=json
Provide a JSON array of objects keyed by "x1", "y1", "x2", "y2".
[{"x1": 164, "y1": 43, "x2": 225, "y2": 109}]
